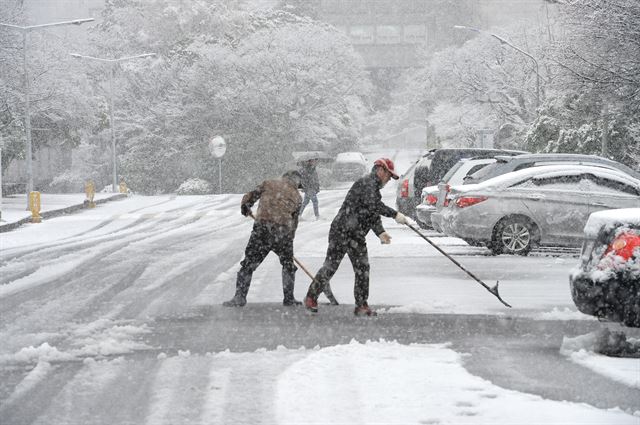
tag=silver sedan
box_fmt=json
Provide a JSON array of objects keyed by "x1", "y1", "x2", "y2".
[{"x1": 431, "y1": 165, "x2": 640, "y2": 255}]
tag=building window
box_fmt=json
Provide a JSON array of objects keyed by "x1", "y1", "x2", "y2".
[
  {"x1": 376, "y1": 25, "x2": 402, "y2": 44},
  {"x1": 404, "y1": 24, "x2": 426, "y2": 44},
  {"x1": 350, "y1": 25, "x2": 375, "y2": 44}
]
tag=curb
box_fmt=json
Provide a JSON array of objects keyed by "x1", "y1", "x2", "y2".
[{"x1": 0, "y1": 194, "x2": 128, "y2": 233}]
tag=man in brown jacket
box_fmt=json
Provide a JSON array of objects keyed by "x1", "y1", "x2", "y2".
[{"x1": 223, "y1": 170, "x2": 303, "y2": 307}]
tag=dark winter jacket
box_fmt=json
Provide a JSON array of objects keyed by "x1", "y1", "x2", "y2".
[
  {"x1": 300, "y1": 163, "x2": 320, "y2": 194},
  {"x1": 241, "y1": 178, "x2": 302, "y2": 233},
  {"x1": 330, "y1": 171, "x2": 397, "y2": 239}
]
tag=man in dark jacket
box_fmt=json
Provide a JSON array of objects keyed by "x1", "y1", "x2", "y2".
[
  {"x1": 299, "y1": 159, "x2": 321, "y2": 220},
  {"x1": 304, "y1": 158, "x2": 409, "y2": 316},
  {"x1": 223, "y1": 170, "x2": 303, "y2": 307}
]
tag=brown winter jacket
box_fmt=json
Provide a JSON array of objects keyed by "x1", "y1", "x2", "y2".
[{"x1": 241, "y1": 178, "x2": 302, "y2": 232}]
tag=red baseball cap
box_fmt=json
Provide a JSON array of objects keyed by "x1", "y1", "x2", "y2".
[{"x1": 374, "y1": 158, "x2": 399, "y2": 179}]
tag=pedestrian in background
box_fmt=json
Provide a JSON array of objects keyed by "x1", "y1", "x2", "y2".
[
  {"x1": 303, "y1": 158, "x2": 410, "y2": 316},
  {"x1": 299, "y1": 158, "x2": 321, "y2": 220},
  {"x1": 223, "y1": 170, "x2": 303, "y2": 307}
]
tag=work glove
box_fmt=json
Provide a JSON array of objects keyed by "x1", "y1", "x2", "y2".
[
  {"x1": 379, "y1": 232, "x2": 392, "y2": 245},
  {"x1": 395, "y1": 212, "x2": 409, "y2": 225},
  {"x1": 240, "y1": 204, "x2": 251, "y2": 217}
]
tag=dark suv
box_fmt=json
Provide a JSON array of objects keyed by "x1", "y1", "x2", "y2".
[{"x1": 396, "y1": 148, "x2": 526, "y2": 222}]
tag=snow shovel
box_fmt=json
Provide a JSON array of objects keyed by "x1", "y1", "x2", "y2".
[
  {"x1": 246, "y1": 212, "x2": 339, "y2": 305},
  {"x1": 405, "y1": 223, "x2": 512, "y2": 308}
]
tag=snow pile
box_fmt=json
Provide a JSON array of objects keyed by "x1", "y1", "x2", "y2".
[
  {"x1": 0, "y1": 319, "x2": 152, "y2": 365},
  {"x1": 381, "y1": 300, "x2": 459, "y2": 315},
  {"x1": 276, "y1": 340, "x2": 638, "y2": 424},
  {"x1": 583, "y1": 208, "x2": 640, "y2": 238},
  {"x1": 176, "y1": 178, "x2": 212, "y2": 195},
  {"x1": 1, "y1": 361, "x2": 53, "y2": 408},
  {"x1": 533, "y1": 307, "x2": 596, "y2": 321},
  {"x1": 561, "y1": 329, "x2": 640, "y2": 389}
]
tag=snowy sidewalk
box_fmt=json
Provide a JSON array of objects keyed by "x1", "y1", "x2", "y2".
[{"x1": 0, "y1": 192, "x2": 127, "y2": 233}]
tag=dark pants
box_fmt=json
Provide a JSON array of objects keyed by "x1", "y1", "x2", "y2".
[
  {"x1": 235, "y1": 222, "x2": 297, "y2": 301},
  {"x1": 307, "y1": 227, "x2": 370, "y2": 306},
  {"x1": 300, "y1": 192, "x2": 319, "y2": 218}
]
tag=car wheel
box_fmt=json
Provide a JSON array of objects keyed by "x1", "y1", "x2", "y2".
[{"x1": 492, "y1": 217, "x2": 535, "y2": 255}]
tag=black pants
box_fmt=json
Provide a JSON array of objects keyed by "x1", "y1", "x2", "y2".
[
  {"x1": 235, "y1": 222, "x2": 297, "y2": 301},
  {"x1": 308, "y1": 227, "x2": 370, "y2": 306}
]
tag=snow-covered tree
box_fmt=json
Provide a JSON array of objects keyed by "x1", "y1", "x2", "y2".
[
  {"x1": 526, "y1": 0, "x2": 640, "y2": 167},
  {"x1": 396, "y1": 23, "x2": 549, "y2": 148},
  {"x1": 87, "y1": 1, "x2": 369, "y2": 193},
  {"x1": 0, "y1": 0, "x2": 97, "y2": 180}
]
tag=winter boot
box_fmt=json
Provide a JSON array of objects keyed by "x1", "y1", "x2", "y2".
[
  {"x1": 304, "y1": 296, "x2": 318, "y2": 313},
  {"x1": 222, "y1": 294, "x2": 246, "y2": 307},
  {"x1": 224, "y1": 269, "x2": 251, "y2": 307},
  {"x1": 282, "y1": 266, "x2": 300, "y2": 306},
  {"x1": 354, "y1": 303, "x2": 377, "y2": 317}
]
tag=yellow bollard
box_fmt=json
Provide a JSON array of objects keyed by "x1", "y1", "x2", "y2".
[
  {"x1": 84, "y1": 180, "x2": 96, "y2": 208},
  {"x1": 29, "y1": 191, "x2": 42, "y2": 223},
  {"x1": 119, "y1": 179, "x2": 128, "y2": 194}
]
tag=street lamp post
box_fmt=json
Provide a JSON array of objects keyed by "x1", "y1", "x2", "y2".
[
  {"x1": 70, "y1": 53, "x2": 155, "y2": 192},
  {"x1": 453, "y1": 25, "x2": 540, "y2": 109},
  {"x1": 0, "y1": 18, "x2": 94, "y2": 208}
]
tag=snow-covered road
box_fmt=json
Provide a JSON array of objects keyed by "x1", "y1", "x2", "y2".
[{"x1": 1, "y1": 150, "x2": 638, "y2": 424}]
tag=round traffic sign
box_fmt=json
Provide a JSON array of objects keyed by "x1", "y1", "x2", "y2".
[{"x1": 209, "y1": 136, "x2": 226, "y2": 158}]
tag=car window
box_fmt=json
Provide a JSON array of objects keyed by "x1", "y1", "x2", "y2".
[
  {"x1": 465, "y1": 162, "x2": 498, "y2": 182},
  {"x1": 509, "y1": 174, "x2": 584, "y2": 190},
  {"x1": 441, "y1": 161, "x2": 466, "y2": 183},
  {"x1": 581, "y1": 174, "x2": 640, "y2": 196},
  {"x1": 466, "y1": 163, "x2": 490, "y2": 176},
  {"x1": 533, "y1": 174, "x2": 582, "y2": 186}
]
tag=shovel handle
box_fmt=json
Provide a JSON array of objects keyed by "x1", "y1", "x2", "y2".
[{"x1": 406, "y1": 223, "x2": 512, "y2": 308}]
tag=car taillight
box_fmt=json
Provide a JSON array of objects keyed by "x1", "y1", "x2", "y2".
[
  {"x1": 426, "y1": 194, "x2": 437, "y2": 205},
  {"x1": 400, "y1": 179, "x2": 409, "y2": 198},
  {"x1": 455, "y1": 196, "x2": 488, "y2": 208},
  {"x1": 603, "y1": 231, "x2": 640, "y2": 261}
]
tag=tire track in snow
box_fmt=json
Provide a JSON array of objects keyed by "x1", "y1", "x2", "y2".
[{"x1": 0, "y1": 203, "x2": 247, "y2": 359}]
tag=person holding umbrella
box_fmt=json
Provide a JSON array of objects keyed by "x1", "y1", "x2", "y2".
[
  {"x1": 299, "y1": 158, "x2": 321, "y2": 220},
  {"x1": 303, "y1": 158, "x2": 410, "y2": 316}
]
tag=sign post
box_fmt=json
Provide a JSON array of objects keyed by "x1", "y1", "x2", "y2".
[{"x1": 209, "y1": 136, "x2": 226, "y2": 194}]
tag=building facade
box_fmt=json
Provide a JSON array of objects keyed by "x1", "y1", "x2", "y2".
[{"x1": 316, "y1": 0, "x2": 550, "y2": 69}]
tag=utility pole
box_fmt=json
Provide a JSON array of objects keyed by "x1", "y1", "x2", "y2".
[
  {"x1": 70, "y1": 52, "x2": 156, "y2": 191},
  {"x1": 601, "y1": 104, "x2": 609, "y2": 157},
  {"x1": 0, "y1": 18, "x2": 94, "y2": 208}
]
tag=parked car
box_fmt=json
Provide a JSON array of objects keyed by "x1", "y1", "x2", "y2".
[
  {"x1": 332, "y1": 152, "x2": 368, "y2": 181},
  {"x1": 396, "y1": 148, "x2": 525, "y2": 220},
  {"x1": 570, "y1": 208, "x2": 640, "y2": 327},
  {"x1": 416, "y1": 157, "x2": 496, "y2": 228},
  {"x1": 432, "y1": 165, "x2": 640, "y2": 255},
  {"x1": 464, "y1": 153, "x2": 640, "y2": 185}
]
